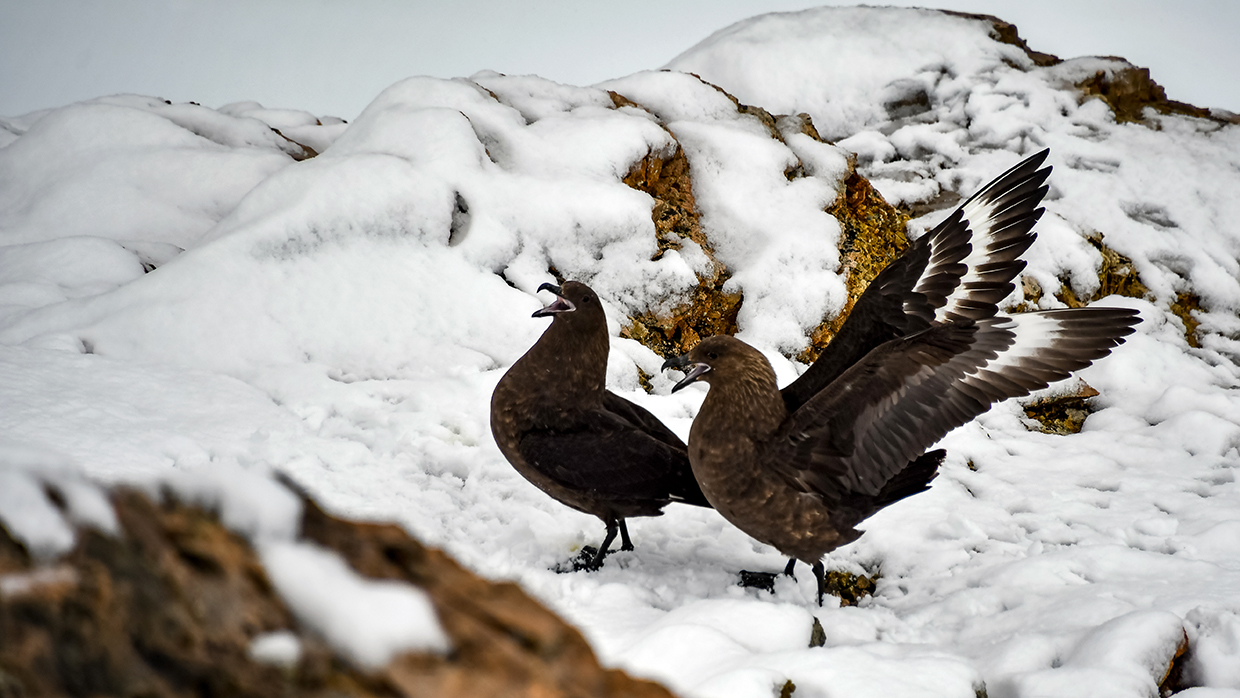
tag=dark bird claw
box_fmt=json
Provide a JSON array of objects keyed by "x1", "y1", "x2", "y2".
[{"x1": 738, "y1": 570, "x2": 779, "y2": 594}]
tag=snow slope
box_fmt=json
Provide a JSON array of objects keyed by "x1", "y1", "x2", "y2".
[{"x1": 3, "y1": 7, "x2": 1240, "y2": 697}]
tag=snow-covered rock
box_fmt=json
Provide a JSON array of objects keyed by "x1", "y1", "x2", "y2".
[{"x1": 2, "y1": 7, "x2": 1239, "y2": 697}]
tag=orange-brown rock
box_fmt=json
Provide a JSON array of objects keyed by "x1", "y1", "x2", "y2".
[
  {"x1": 0, "y1": 487, "x2": 673, "y2": 698},
  {"x1": 295, "y1": 489, "x2": 672, "y2": 698},
  {"x1": 274, "y1": 129, "x2": 319, "y2": 161},
  {"x1": 1158, "y1": 628, "x2": 1192, "y2": 697},
  {"x1": 942, "y1": 11, "x2": 1061, "y2": 67},
  {"x1": 1169, "y1": 291, "x2": 1203, "y2": 349},
  {"x1": 612, "y1": 90, "x2": 743, "y2": 360},
  {"x1": 0, "y1": 490, "x2": 304, "y2": 697},
  {"x1": 1076, "y1": 65, "x2": 1219, "y2": 125},
  {"x1": 942, "y1": 11, "x2": 1228, "y2": 127},
  {"x1": 799, "y1": 160, "x2": 910, "y2": 364},
  {"x1": 0, "y1": 523, "x2": 28, "y2": 575},
  {"x1": 1017, "y1": 233, "x2": 1151, "y2": 311},
  {"x1": 1022, "y1": 382, "x2": 1102, "y2": 435},
  {"x1": 610, "y1": 85, "x2": 909, "y2": 365}
]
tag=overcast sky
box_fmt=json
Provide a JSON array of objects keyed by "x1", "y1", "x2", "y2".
[{"x1": 2, "y1": 0, "x2": 1237, "y2": 121}]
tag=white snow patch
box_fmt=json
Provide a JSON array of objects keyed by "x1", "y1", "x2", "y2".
[
  {"x1": 248, "y1": 630, "x2": 304, "y2": 669},
  {"x1": 0, "y1": 441, "x2": 118, "y2": 557},
  {"x1": 2, "y1": 6, "x2": 1240, "y2": 695},
  {"x1": 0, "y1": 565, "x2": 78, "y2": 599},
  {"x1": 260, "y1": 541, "x2": 450, "y2": 668},
  {"x1": 164, "y1": 462, "x2": 303, "y2": 542}
]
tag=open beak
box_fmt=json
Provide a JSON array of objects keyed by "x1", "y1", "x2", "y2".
[
  {"x1": 532, "y1": 282, "x2": 576, "y2": 318},
  {"x1": 661, "y1": 354, "x2": 711, "y2": 393}
]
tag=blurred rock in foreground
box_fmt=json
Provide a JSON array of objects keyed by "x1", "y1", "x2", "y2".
[{"x1": 0, "y1": 486, "x2": 672, "y2": 698}]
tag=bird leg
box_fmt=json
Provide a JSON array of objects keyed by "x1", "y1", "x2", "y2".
[
  {"x1": 618, "y1": 518, "x2": 634, "y2": 551},
  {"x1": 784, "y1": 558, "x2": 797, "y2": 577},
  {"x1": 812, "y1": 560, "x2": 826, "y2": 606},
  {"x1": 587, "y1": 518, "x2": 620, "y2": 571}
]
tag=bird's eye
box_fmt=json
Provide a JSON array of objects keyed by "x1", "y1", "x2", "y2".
[
  {"x1": 707, "y1": 351, "x2": 718, "y2": 360},
  {"x1": 582, "y1": 295, "x2": 593, "y2": 304}
]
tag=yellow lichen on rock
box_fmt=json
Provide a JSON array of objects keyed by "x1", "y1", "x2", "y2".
[
  {"x1": 1017, "y1": 233, "x2": 1150, "y2": 311},
  {"x1": 610, "y1": 91, "x2": 743, "y2": 360},
  {"x1": 823, "y1": 568, "x2": 880, "y2": 607},
  {"x1": 1169, "y1": 291, "x2": 1203, "y2": 348},
  {"x1": 1023, "y1": 382, "x2": 1101, "y2": 434},
  {"x1": 798, "y1": 160, "x2": 911, "y2": 364},
  {"x1": 1014, "y1": 233, "x2": 1202, "y2": 349},
  {"x1": 768, "y1": 112, "x2": 913, "y2": 367},
  {"x1": 608, "y1": 86, "x2": 910, "y2": 366},
  {"x1": 1090, "y1": 236, "x2": 1152, "y2": 300}
]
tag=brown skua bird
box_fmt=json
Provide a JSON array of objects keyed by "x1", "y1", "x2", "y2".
[
  {"x1": 662, "y1": 150, "x2": 1140, "y2": 603},
  {"x1": 492, "y1": 281, "x2": 711, "y2": 570}
]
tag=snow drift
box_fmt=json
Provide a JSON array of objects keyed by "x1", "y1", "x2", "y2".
[{"x1": 2, "y1": 7, "x2": 1239, "y2": 697}]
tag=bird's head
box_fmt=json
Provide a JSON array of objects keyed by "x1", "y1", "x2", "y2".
[
  {"x1": 661, "y1": 335, "x2": 773, "y2": 394},
  {"x1": 531, "y1": 280, "x2": 606, "y2": 326}
]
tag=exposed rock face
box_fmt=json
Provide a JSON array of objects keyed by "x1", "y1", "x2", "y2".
[
  {"x1": 1159, "y1": 629, "x2": 1192, "y2": 697},
  {"x1": 1022, "y1": 382, "x2": 1101, "y2": 435},
  {"x1": 294, "y1": 494, "x2": 671, "y2": 697},
  {"x1": 615, "y1": 110, "x2": 743, "y2": 359},
  {"x1": 800, "y1": 162, "x2": 909, "y2": 364},
  {"x1": 0, "y1": 489, "x2": 673, "y2": 698},
  {"x1": 941, "y1": 11, "x2": 1061, "y2": 67},
  {"x1": 1017, "y1": 233, "x2": 1151, "y2": 311},
  {"x1": 1169, "y1": 292, "x2": 1204, "y2": 349},
  {"x1": 1075, "y1": 65, "x2": 1221, "y2": 125},
  {"x1": 611, "y1": 85, "x2": 910, "y2": 363},
  {"x1": 275, "y1": 130, "x2": 319, "y2": 161},
  {"x1": 822, "y1": 568, "x2": 879, "y2": 608},
  {"x1": 945, "y1": 11, "x2": 1230, "y2": 127},
  {"x1": 1012, "y1": 233, "x2": 1208, "y2": 351},
  {"x1": 1, "y1": 490, "x2": 299, "y2": 698}
]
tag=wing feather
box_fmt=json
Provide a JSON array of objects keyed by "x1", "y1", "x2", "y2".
[
  {"x1": 782, "y1": 150, "x2": 1051, "y2": 411},
  {"x1": 768, "y1": 307, "x2": 1139, "y2": 501},
  {"x1": 519, "y1": 403, "x2": 708, "y2": 507},
  {"x1": 602, "y1": 390, "x2": 687, "y2": 450}
]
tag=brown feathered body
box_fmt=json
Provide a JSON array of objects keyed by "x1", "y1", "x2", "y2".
[
  {"x1": 490, "y1": 295, "x2": 623, "y2": 517},
  {"x1": 663, "y1": 150, "x2": 1140, "y2": 600},
  {"x1": 684, "y1": 342, "x2": 856, "y2": 562},
  {"x1": 491, "y1": 281, "x2": 710, "y2": 567}
]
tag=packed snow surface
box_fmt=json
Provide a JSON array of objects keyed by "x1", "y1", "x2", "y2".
[{"x1": 3, "y1": 6, "x2": 1240, "y2": 696}]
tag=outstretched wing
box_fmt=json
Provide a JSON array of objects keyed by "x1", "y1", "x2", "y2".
[
  {"x1": 769, "y1": 307, "x2": 1140, "y2": 501},
  {"x1": 782, "y1": 150, "x2": 1051, "y2": 411},
  {"x1": 922, "y1": 149, "x2": 1052, "y2": 323},
  {"x1": 518, "y1": 406, "x2": 708, "y2": 507}
]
